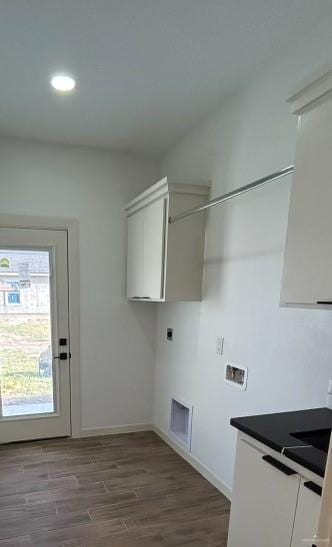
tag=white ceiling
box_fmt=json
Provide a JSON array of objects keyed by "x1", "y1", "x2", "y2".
[{"x1": 0, "y1": 1, "x2": 331, "y2": 157}]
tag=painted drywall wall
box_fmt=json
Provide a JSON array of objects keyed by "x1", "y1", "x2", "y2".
[
  {"x1": 154, "y1": 14, "x2": 332, "y2": 494},
  {"x1": 0, "y1": 137, "x2": 158, "y2": 432}
]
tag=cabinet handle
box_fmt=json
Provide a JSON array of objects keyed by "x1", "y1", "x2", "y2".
[
  {"x1": 142, "y1": 297, "x2": 151, "y2": 299},
  {"x1": 132, "y1": 296, "x2": 141, "y2": 299},
  {"x1": 262, "y1": 455, "x2": 297, "y2": 476},
  {"x1": 317, "y1": 301, "x2": 332, "y2": 305},
  {"x1": 304, "y1": 481, "x2": 322, "y2": 497}
]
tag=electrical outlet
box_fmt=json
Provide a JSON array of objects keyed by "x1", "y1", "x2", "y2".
[{"x1": 216, "y1": 336, "x2": 224, "y2": 356}]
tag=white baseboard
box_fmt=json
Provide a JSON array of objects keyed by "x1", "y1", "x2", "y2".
[
  {"x1": 80, "y1": 423, "x2": 153, "y2": 437},
  {"x1": 154, "y1": 425, "x2": 232, "y2": 501}
]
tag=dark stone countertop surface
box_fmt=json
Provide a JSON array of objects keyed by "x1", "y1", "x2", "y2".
[{"x1": 231, "y1": 407, "x2": 332, "y2": 478}]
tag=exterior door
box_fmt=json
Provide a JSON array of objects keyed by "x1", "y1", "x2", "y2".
[{"x1": 0, "y1": 228, "x2": 71, "y2": 443}]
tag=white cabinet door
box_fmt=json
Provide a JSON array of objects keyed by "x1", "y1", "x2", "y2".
[
  {"x1": 227, "y1": 440, "x2": 300, "y2": 547},
  {"x1": 291, "y1": 479, "x2": 321, "y2": 547},
  {"x1": 142, "y1": 198, "x2": 166, "y2": 299},
  {"x1": 281, "y1": 97, "x2": 332, "y2": 305},
  {"x1": 126, "y1": 210, "x2": 144, "y2": 298}
]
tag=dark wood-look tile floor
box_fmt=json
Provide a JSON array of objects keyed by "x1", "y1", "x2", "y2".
[{"x1": 0, "y1": 432, "x2": 230, "y2": 546}]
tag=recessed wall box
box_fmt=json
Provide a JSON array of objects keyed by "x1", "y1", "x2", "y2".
[
  {"x1": 170, "y1": 398, "x2": 193, "y2": 451},
  {"x1": 225, "y1": 363, "x2": 248, "y2": 391}
]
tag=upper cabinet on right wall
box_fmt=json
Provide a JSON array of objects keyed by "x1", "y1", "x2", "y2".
[{"x1": 281, "y1": 69, "x2": 332, "y2": 307}]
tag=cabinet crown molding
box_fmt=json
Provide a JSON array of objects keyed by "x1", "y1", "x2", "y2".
[
  {"x1": 288, "y1": 67, "x2": 332, "y2": 114},
  {"x1": 125, "y1": 177, "x2": 210, "y2": 216}
]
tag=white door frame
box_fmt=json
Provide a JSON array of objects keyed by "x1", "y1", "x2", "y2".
[{"x1": 0, "y1": 215, "x2": 81, "y2": 437}]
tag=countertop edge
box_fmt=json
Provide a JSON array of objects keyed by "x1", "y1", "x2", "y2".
[{"x1": 230, "y1": 418, "x2": 283, "y2": 453}]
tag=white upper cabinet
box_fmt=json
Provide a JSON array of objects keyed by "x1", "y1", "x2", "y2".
[
  {"x1": 142, "y1": 197, "x2": 166, "y2": 300},
  {"x1": 126, "y1": 208, "x2": 144, "y2": 299},
  {"x1": 281, "y1": 69, "x2": 332, "y2": 306},
  {"x1": 125, "y1": 177, "x2": 210, "y2": 301}
]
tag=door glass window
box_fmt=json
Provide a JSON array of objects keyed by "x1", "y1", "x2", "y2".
[{"x1": 0, "y1": 249, "x2": 55, "y2": 417}]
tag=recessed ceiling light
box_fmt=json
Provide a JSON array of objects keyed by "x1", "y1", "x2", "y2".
[{"x1": 50, "y1": 74, "x2": 76, "y2": 93}]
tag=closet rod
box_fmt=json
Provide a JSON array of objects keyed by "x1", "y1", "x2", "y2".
[{"x1": 168, "y1": 165, "x2": 294, "y2": 224}]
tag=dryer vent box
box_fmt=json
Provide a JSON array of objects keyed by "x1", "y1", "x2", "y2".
[{"x1": 170, "y1": 398, "x2": 193, "y2": 451}]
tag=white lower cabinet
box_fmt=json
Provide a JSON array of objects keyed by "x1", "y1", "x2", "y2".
[
  {"x1": 291, "y1": 479, "x2": 321, "y2": 547},
  {"x1": 228, "y1": 439, "x2": 300, "y2": 547},
  {"x1": 227, "y1": 437, "x2": 322, "y2": 547}
]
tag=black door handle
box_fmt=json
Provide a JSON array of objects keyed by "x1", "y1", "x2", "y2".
[
  {"x1": 54, "y1": 352, "x2": 68, "y2": 360},
  {"x1": 304, "y1": 481, "x2": 322, "y2": 497},
  {"x1": 317, "y1": 301, "x2": 332, "y2": 305},
  {"x1": 262, "y1": 455, "x2": 297, "y2": 476}
]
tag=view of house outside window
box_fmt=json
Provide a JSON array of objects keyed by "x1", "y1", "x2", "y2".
[{"x1": 0, "y1": 249, "x2": 54, "y2": 417}]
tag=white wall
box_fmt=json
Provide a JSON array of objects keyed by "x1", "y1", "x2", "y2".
[
  {"x1": 154, "y1": 14, "x2": 332, "y2": 495},
  {"x1": 0, "y1": 137, "x2": 158, "y2": 432}
]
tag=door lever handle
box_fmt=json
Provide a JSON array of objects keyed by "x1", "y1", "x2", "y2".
[{"x1": 54, "y1": 352, "x2": 68, "y2": 360}]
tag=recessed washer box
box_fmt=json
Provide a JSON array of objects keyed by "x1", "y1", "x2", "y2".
[
  {"x1": 170, "y1": 398, "x2": 193, "y2": 451},
  {"x1": 225, "y1": 363, "x2": 248, "y2": 390}
]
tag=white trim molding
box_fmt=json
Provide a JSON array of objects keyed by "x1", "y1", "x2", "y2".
[
  {"x1": 288, "y1": 66, "x2": 332, "y2": 114},
  {"x1": 81, "y1": 423, "x2": 153, "y2": 437},
  {"x1": 0, "y1": 214, "x2": 81, "y2": 438},
  {"x1": 125, "y1": 176, "x2": 210, "y2": 217},
  {"x1": 154, "y1": 425, "x2": 232, "y2": 501}
]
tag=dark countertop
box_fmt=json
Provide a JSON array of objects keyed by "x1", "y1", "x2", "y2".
[{"x1": 231, "y1": 407, "x2": 332, "y2": 478}]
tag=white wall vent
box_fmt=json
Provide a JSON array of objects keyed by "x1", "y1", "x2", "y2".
[{"x1": 170, "y1": 398, "x2": 193, "y2": 451}]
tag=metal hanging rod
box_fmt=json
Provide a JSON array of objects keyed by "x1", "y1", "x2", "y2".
[{"x1": 169, "y1": 165, "x2": 294, "y2": 224}]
